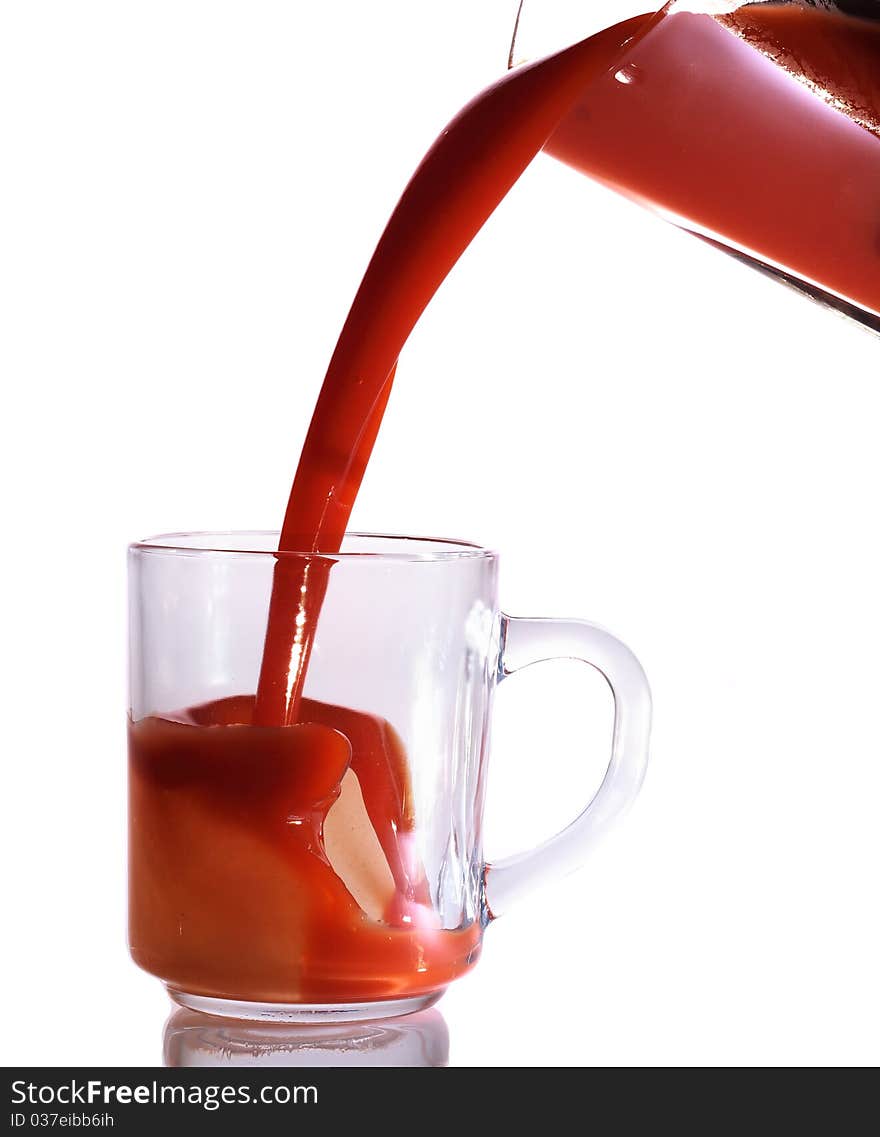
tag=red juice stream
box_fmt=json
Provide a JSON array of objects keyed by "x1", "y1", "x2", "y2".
[
  {"x1": 256, "y1": 4, "x2": 880, "y2": 727},
  {"x1": 252, "y1": 15, "x2": 653, "y2": 726},
  {"x1": 130, "y1": 5, "x2": 880, "y2": 1004}
]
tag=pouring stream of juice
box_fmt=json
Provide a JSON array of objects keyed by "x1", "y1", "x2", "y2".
[{"x1": 254, "y1": 3, "x2": 880, "y2": 726}]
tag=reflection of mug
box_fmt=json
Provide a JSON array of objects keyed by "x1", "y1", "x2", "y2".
[
  {"x1": 129, "y1": 532, "x2": 651, "y2": 1021},
  {"x1": 164, "y1": 1008, "x2": 449, "y2": 1068}
]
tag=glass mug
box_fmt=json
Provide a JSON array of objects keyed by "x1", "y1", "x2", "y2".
[{"x1": 128, "y1": 532, "x2": 651, "y2": 1022}]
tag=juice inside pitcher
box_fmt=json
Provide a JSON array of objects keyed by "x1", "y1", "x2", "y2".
[
  {"x1": 129, "y1": 1, "x2": 880, "y2": 1010},
  {"x1": 536, "y1": 2, "x2": 880, "y2": 330}
]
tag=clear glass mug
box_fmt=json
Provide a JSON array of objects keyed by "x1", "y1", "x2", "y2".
[
  {"x1": 128, "y1": 532, "x2": 651, "y2": 1022},
  {"x1": 510, "y1": 0, "x2": 880, "y2": 332}
]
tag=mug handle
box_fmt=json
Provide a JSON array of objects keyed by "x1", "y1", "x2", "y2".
[{"x1": 483, "y1": 614, "x2": 652, "y2": 918}]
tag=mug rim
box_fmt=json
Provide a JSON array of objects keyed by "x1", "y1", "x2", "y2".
[{"x1": 130, "y1": 530, "x2": 498, "y2": 562}]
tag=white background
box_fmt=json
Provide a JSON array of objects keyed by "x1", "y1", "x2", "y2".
[{"x1": 2, "y1": 1, "x2": 878, "y2": 1067}]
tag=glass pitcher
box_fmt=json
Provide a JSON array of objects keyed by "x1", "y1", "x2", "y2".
[{"x1": 510, "y1": 0, "x2": 880, "y2": 332}]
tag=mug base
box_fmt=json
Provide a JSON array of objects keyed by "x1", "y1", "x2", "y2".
[{"x1": 166, "y1": 987, "x2": 443, "y2": 1024}]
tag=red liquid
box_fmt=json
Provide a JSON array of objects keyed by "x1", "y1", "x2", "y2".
[
  {"x1": 252, "y1": 17, "x2": 651, "y2": 725},
  {"x1": 130, "y1": 5, "x2": 880, "y2": 1005},
  {"x1": 547, "y1": 7, "x2": 880, "y2": 321},
  {"x1": 130, "y1": 696, "x2": 480, "y2": 1003}
]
